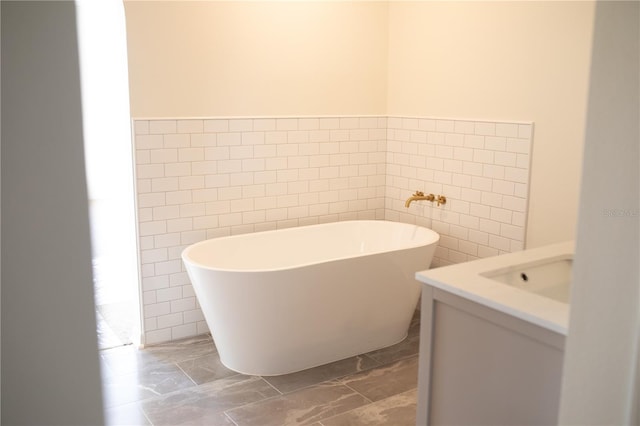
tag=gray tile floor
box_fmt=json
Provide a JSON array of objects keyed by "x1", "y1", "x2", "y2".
[{"x1": 101, "y1": 312, "x2": 421, "y2": 426}]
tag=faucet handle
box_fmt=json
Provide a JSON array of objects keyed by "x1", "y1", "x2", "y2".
[
  {"x1": 437, "y1": 195, "x2": 447, "y2": 206},
  {"x1": 414, "y1": 190, "x2": 424, "y2": 196}
]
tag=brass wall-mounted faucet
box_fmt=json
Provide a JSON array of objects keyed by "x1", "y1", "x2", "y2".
[
  {"x1": 404, "y1": 191, "x2": 447, "y2": 208},
  {"x1": 405, "y1": 191, "x2": 435, "y2": 208}
]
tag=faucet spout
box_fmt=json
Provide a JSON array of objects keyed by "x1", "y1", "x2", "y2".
[{"x1": 405, "y1": 191, "x2": 435, "y2": 208}]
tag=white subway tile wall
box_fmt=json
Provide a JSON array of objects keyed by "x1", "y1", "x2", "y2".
[
  {"x1": 133, "y1": 116, "x2": 533, "y2": 344},
  {"x1": 134, "y1": 117, "x2": 388, "y2": 344},
  {"x1": 385, "y1": 116, "x2": 532, "y2": 266}
]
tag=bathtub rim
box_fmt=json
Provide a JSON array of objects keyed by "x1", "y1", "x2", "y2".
[{"x1": 182, "y1": 219, "x2": 440, "y2": 273}]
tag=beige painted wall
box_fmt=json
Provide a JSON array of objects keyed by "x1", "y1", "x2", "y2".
[
  {"x1": 124, "y1": 1, "x2": 595, "y2": 248},
  {"x1": 387, "y1": 1, "x2": 596, "y2": 247},
  {"x1": 124, "y1": 1, "x2": 389, "y2": 117}
]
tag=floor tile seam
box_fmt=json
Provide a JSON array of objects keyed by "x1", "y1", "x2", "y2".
[
  {"x1": 368, "y1": 353, "x2": 415, "y2": 366},
  {"x1": 360, "y1": 352, "x2": 384, "y2": 369},
  {"x1": 337, "y1": 356, "x2": 407, "y2": 386},
  {"x1": 261, "y1": 354, "x2": 385, "y2": 395},
  {"x1": 333, "y1": 356, "x2": 420, "y2": 403},
  {"x1": 99, "y1": 342, "x2": 129, "y2": 352},
  {"x1": 150, "y1": 336, "x2": 216, "y2": 350},
  {"x1": 174, "y1": 360, "x2": 199, "y2": 386},
  {"x1": 136, "y1": 390, "x2": 179, "y2": 419},
  {"x1": 222, "y1": 391, "x2": 282, "y2": 423},
  {"x1": 138, "y1": 369, "x2": 249, "y2": 402},
  {"x1": 312, "y1": 386, "x2": 420, "y2": 426},
  {"x1": 262, "y1": 373, "x2": 357, "y2": 396},
  {"x1": 151, "y1": 353, "x2": 217, "y2": 366},
  {"x1": 222, "y1": 379, "x2": 363, "y2": 423},
  {"x1": 139, "y1": 386, "x2": 219, "y2": 426},
  {"x1": 138, "y1": 401, "x2": 157, "y2": 425},
  {"x1": 223, "y1": 386, "x2": 373, "y2": 426},
  {"x1": 374, "y1": 353, "x2": 419, "y2": 370},
  {"x1": 140, "y1": 404, "x2": 155, "y2": 426},
  {"x1": 105, "y1": 399, "x2": 155, "y2": 426},
  {"x1": 103, "y1": 396, "x2": 156, "y2": 412},
  {"x1": 308, "y1": 393, "x2": 378, "y2": 426},
  {"x1": 219, "y1": 376, "x2": 299, "y2": 419},
  {"x1": 311, "y1": 400, "x2": 370, "y2": 426},
  {"x1": 102, "y1": 375, "x2": 177, "y2": 408},
  {"x1": 99, "y1": 350, "x2": 164, "y2": 367},
  {"x1": 259, "y1": 375, "x2": 285, "y2": 395},
  {"x1": 338, "y1": 381, "x2": 374, "y2": 405},
  {"x1": 102, "y1": 398, "x2": 154, "y2": 419},
  {"x1": 100, "y1": 365, "x2": 172, "y2": 382},
  {"x1": 129, "y1": 372, "x2": 207, "y2": 411},
  {"x1": 140, "y1": 377, "x2": 275, "y2": 425},
  {"x1": 223, "y1": 411, "x2": 240, "y2": 426},
  {"x1": 103, "y1": 358, "x2": 195, "y2": 384},
  {"x1": 144, "y1": 348, "x2": 220, "y2": 365},
  {"x1": 262, "y1": 377, "x2": 338, "y2": 397},
  {"x1": 365, "y1": 351, "x2": 411, "y2": 366}
]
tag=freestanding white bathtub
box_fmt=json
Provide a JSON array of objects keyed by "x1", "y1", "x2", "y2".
[{"x1": 182, "y1": 220, "x2": 439, "y2": 376}]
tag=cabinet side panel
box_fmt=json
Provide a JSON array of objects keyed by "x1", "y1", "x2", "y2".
[{"x1": 429, "y1": 301, "x2": 563, "y2": 425}]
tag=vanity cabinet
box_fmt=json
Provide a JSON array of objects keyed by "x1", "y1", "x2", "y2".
[{"x1": 416, "y1": 286, "x2": 565, "y2": 426}]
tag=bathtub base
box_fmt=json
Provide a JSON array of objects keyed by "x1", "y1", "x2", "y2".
[
  {"x1": 219, "y1": 331, "x2": 412, "y2": 377},
  {"x1": 189, "y1": 248, "x2": 426, "y2": 376},
  {"x1": 192, "y1": 252, "x2": 424, "y2": 376}
]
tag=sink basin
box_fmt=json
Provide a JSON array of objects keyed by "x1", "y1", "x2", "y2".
[
  {"x1": 416, "y1": 241, "x2": 574, "y2": 334},
  {"x1": 480, "y1": 255, "x2": 573, "y2": 303}
]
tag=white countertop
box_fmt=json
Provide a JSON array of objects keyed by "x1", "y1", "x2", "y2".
[{"x1": 415, "y1": 241, "x2": 574, "y2": 335}]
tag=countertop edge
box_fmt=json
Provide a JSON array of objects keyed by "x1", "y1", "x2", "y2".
[{"x1": 416, "y1": 241, "x2": 574, "y2": 336}]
